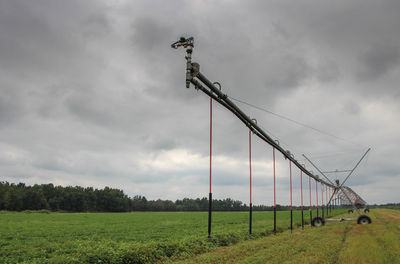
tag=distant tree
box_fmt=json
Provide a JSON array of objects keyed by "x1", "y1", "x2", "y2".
[
  {"x1": 0, "y1": 181, "x2": 316, "y2": 212},
  {"x1": 22, "y1": 186, "x2": 49, "y2": 210}
]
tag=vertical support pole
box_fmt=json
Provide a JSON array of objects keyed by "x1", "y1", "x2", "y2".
[
  {"x1": 208, "y1": 96, "x2": 212, "y2": 239},
  {"x1": 321, "y1": 182, "x2": 324, "y2": 219},
  {"x1": 290, "y1": 161, "x2": 293, "y2": 233},
  {"x1": 336, "y1": 190, "x2": 338, "y2": 208},
  {"x1": 300, "y1": 170, "x2": 304, "y2": 230},
  {"x1": 336, "y1": 191, "x2": 338, "y2": 209},
  {"x1": 326, "y1": 185, "x2": 328, "y2": 216},
  {"x1": 316, "y1": 179, "x2": 319, "y2": 217},
  {"x1": 336, "y1": 192, "x2": 338, "y2": 208},
  {"x1": 328, "y1": 187, "x2": 330, "y2": 214},
  {"x1": 329, "y1": 187, "x2": 331, "y2": 214},
  {"x1": 333, "y1": 189, "x2": 335, "y2": 209},
  {"x1": 249, "y1": 130, "x2": 252, "y2": 237},
  {"x1": 309, "y1": 176, "x2": 312, "y2": 226},
  {"x1": 273, "y1": 148, "x2": 276, "y2": 235}
]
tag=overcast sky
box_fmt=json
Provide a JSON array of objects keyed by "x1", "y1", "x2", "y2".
[{"x1": 1, "y1": 0, "x2": 399, "y2": 205}]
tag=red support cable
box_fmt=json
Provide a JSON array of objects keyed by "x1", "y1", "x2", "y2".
[
  {"x1": 328, "y1": 187, "x2": 331, "y2": 203},
  {"x1": 273, "y1": 147, "x2": 276, "y2": 234},
  {"x1": 289, "y1": 160, "x2": 293, "y2": 232},
  {"x1": 249, "y1": 130, "x2": 253, "y2": 236},
  {"x1": 300, "y1": 170, "x2": 303, "y2": 210},
  {"x1": 290, "y1": 161, "x2": 292, "y2": 210},
  {"x1": 309, "y1": 176, "x2": 312, "y2": 210},
  {"x1": 209, "y1": 97, "x2": 212, "y2": 193},
  {"x1": 273, "y1": 148, "x2": 276, "y2": 208},
  {"x1": 328, "y1": 186, "x2": 331, "y2": 212},
  {"x1": 249, "y1": 130, "x2": 252, "y2": 205},
  {"x1": 315, "y1": 179, "x2": 319, "y2": 209},
  {"x1": 208, "y1": 96, "x2": 213, "y2": 238},
  {"x1": 321, "y1": 182, "x2": 324, "y2": 207},
  {"x1": 326, "y1": 185, "x2": 328, "y2": 207},
  {"x1": 300, "y1": 169, "x2": 304, "y2": 229},
  {"x1": 309, "y1": 176, "x2": 313, "y2": 226},
  {"x1": 335, "y1": 190, "x2": 338, "y2": 206}
]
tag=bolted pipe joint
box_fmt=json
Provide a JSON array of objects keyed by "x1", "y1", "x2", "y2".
[
  {"x1": 186, "y1": 61, "x2": 192, "y2": 88},
  {"x1": 186, "y1": 62, "x2": 200, "y2": 88}
]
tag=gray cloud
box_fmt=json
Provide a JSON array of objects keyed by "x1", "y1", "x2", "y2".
[{"x1": 357, "y1": 44, "x2": 400, "y2": 81}]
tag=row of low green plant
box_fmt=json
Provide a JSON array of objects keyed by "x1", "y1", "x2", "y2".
[
  {"x1": 0, "y1": 209, "x2": 345, "y2": 264},
  {"x1": 5, "y1": 226, "x2": 292, "y2": 264}
]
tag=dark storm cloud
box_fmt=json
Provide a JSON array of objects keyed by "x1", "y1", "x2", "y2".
[
  {"x1": 82, "y1": 13, "x2": 112, "y2": 37},
  {"x1": 0, "y1": 1, "x2": 99, "y2": 77},
  {"x1": 315, "y1": 59, "x2": 340, "y2": 83},
  {"x1": 357, "y1": 44, "x2": 400, "y2": 81},
  {"x1": 131, "y1": 17, "x2": 173, "y2": 52},
  {"x1": 0, "y1": 0, "x2": 399, "y2": 204},
  {"x1": 264, "y1": 54, "x2": 311, "y2": 89},
  {"x1": 248, "y1": 0, "x2": 400, "y2": 97}
]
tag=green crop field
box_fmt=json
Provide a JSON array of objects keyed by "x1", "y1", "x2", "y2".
[{"x1": 0, "y1": 209, "x2": 342, "y2": 263}]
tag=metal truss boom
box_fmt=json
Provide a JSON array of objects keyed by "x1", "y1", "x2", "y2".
[
  {"x1": 303, "y1": 148, "x2": 370, "y2": 214},
  {"x1": 172, "y1": 36, "x2": 335, "y2": 188}
]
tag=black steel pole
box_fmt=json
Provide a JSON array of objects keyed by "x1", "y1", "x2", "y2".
[
  {"x1": 249, "y1": 203, "x2": 252, "y2": 237},
  {"x1": 208, "y1": 192, "x2": 212, "y2": 239},
  {"x1": 290, "y1": 209, "x2": 293, "y2": 233},
  {"x1": 310, "y1": 209, "x2": 313, "y2": 227},
  {"x1": 325, "y1": 205, "x2": 327, "y2": 217},
  {"x1": 301, "y1": 210, "x2": 304, "y2": 230},
  {"x1": 274, "y1": 206, "x2": 277, "y2": 234}
]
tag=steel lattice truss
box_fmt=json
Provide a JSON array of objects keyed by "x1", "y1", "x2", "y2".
[{"x1": 336, "y1": 186, "x2": 367, "y2": 207}]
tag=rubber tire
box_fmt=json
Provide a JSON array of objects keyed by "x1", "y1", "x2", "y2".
[
  {"x1": 348, "y1": 209, "x2": 354, "y2": 214},
  {"x1": 311, "y1": 216, "x2": 325, "y2": 227},
  {"x1": 364, "y1": 208, "x2": 370, "y2": 213},
  {"x1": 357, "y1": 215, "x2": 372, "y2": 225}
]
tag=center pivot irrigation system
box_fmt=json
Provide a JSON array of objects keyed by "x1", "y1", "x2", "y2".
[{"x1": 171, "y1": 36, "x2": 372, "y2": 238}]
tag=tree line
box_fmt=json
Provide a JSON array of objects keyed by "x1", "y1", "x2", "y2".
[
  {"x1": 0, "y1": 181, "x2": 304, "y2": 212},
  {"x1": 12, "y1": 181, "x2": 398, "y2": 212}
]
